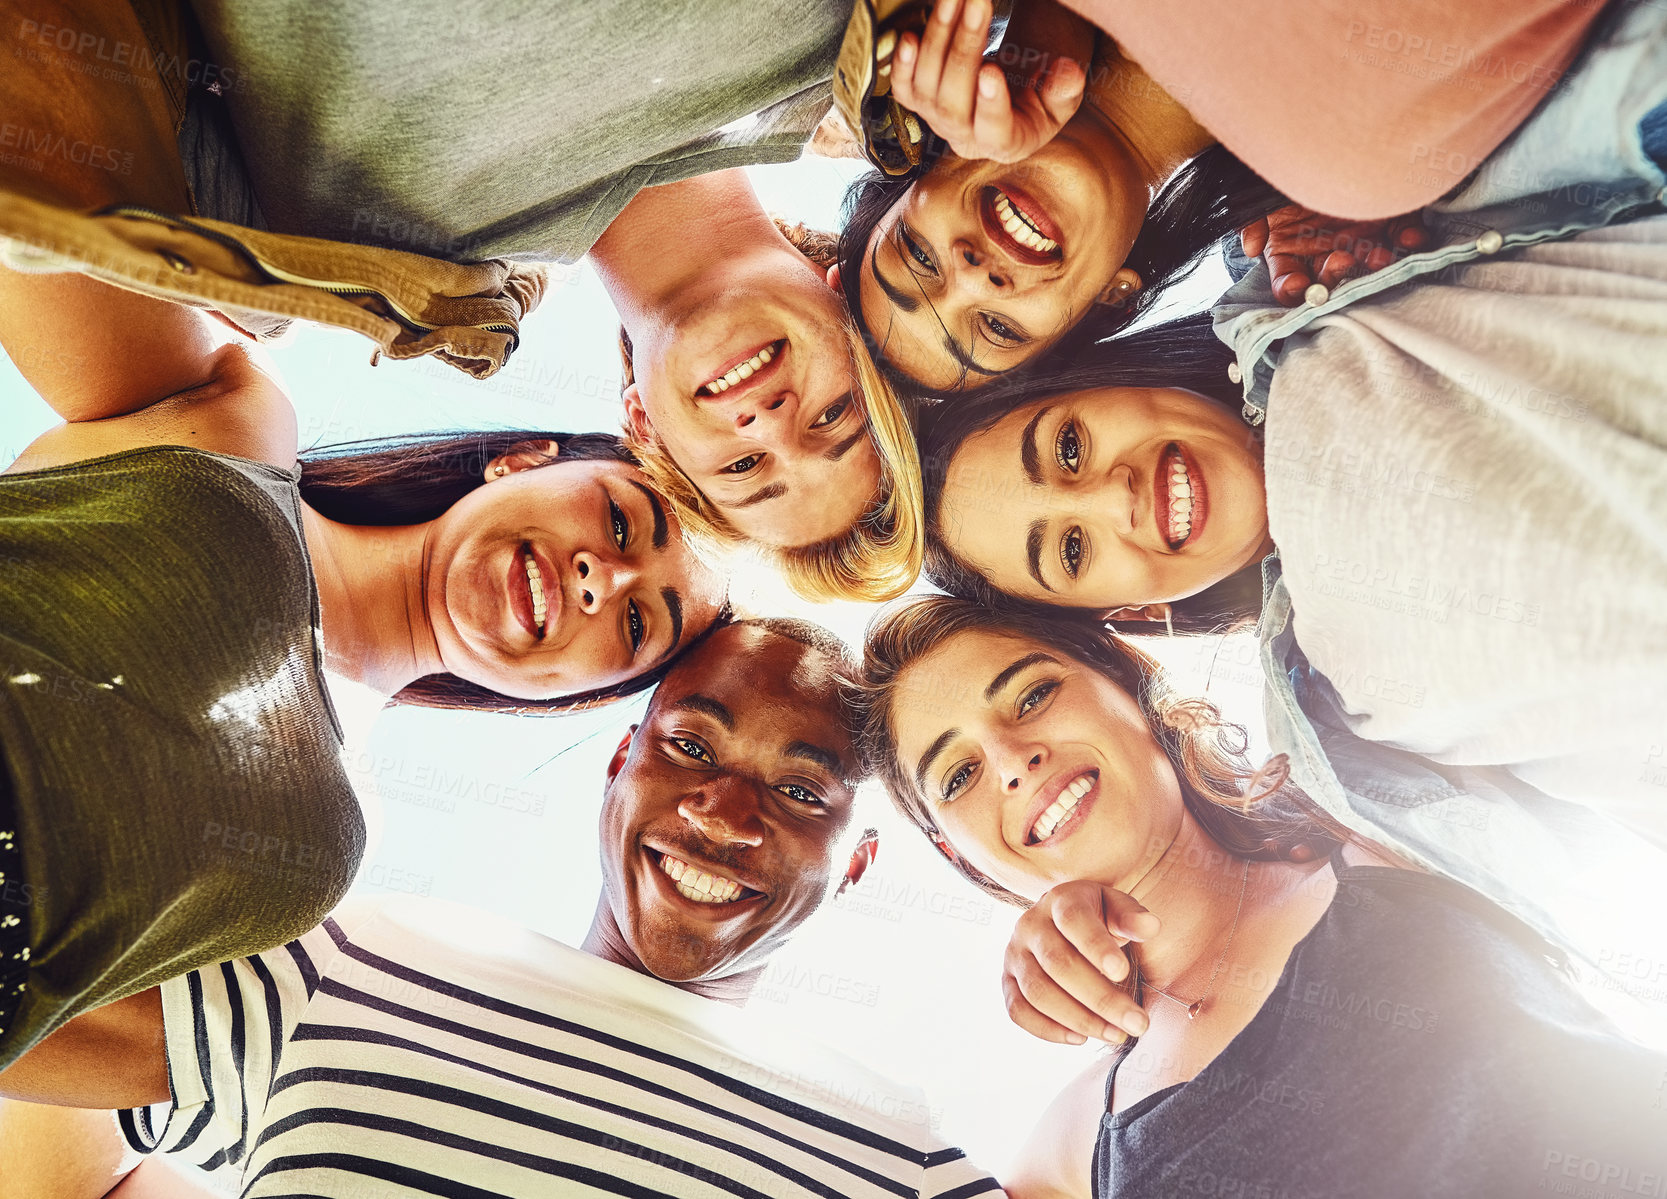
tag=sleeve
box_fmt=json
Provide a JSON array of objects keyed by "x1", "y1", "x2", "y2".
[
  {"x1": 118, "y1": 918, "x2": 350, "y2": 1171},
  {"x1": 921, "y1": 1142, "x2": 1006, "y2": 1198}
]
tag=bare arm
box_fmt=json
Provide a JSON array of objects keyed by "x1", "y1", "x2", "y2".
[
  {"x1": 0, "y1": 988, "x2": 170, "y2": 1109},
  {"x1": 0, "y1": 267, "x2": 297, "y2": 472},
  {"x1": 1004, "y1": 1056, "x2": 1113, "y2": 1199}
]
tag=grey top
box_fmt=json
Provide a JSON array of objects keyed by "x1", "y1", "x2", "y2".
[
  {"x1": 1094, "y1": 866, "x2": 1667, "y2": 1199},
  {"x1": 1263, "y1": 213, "x2": 1667, "y2": 838},
  {"x1": 187, "y1": 0, "x2": 847, "y2": 261},
  {"x1": 0, "y1": 447, "x2": 364, "y2": 1066}
]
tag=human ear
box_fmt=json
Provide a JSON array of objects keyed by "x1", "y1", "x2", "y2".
[
  {"x1": 604, "y1": 724, "x2": 638, "y2": 789},
  {"x1": 836, "y1": 827, "x2": 879, "y2": 897},
  {"x1": 1095, "y1": 268, "x2": 1143, "y2": 307},
  {"x1": 826, "y1": 263, "x2": 842, "y2": 293},
  {"x1": 482, "y1": 439, "x2": 561, "y2": 482},
  {"x1": 621, "y1": 384, "x2": 654, "y2": 444},
  {"x1": 1102, "y1": 602, "x2": 1172, "y2": 626}
]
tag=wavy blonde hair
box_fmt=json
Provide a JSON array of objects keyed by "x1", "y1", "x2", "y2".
[{"x1": 620, "y1": 219, "x2": 923, "y2": 604}]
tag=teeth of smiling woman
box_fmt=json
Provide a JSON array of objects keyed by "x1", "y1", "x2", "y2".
[
  {"x1": 521, "y1": 549, "x2": 547, "y2": 633},
  {"x1": 993, "y1": 190, "x2": 1059, "y2": 254},
  {"x1": 659, "y1": 853, "x2": 744, "y2": 903},
  {"x1": 1030, "y1": 774, "x2": 1094, "y2": 843},
  {"x1": 1166, "y1": 449, "x2": 1194, "y2": 546},
  {"x1": 699, "y1": 343, "x2": 777, "y2": 396}
]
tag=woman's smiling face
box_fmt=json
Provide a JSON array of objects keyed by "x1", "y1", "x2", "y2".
[
  {"x1": 855, "y1": 113, "x2": 1145, "y2": 392},
  {"x1": 889, "y1": 628, "x2": 1181, "y2": 903},
  {"x1": 936, "y1": 387, "x2": 1271, "y2": 611}
]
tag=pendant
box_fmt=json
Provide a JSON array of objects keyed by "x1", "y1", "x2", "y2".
[{"x1": 1186, "y1": 999, "x2": 1204, "y2": 1020}]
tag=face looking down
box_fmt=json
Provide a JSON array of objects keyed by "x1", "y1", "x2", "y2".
[
  {"x1": 597, "y1": 623, "x2": 863, "y2": 983},
  {"x1": 938, "y1": 387, "x2": 1272, "y2": 612},
  {"x1": 856, "y1": 118, "x2": 1146, "y2": 392},
  {"x1": 889, "y1": 627, "x2": 1185, "y2": 905},
  {"x1": 622, "y1": 251, "x2": 883, "y2": 550},
  {"x1": 423, "y1": 452, "x2": 726, "y2": 700}
]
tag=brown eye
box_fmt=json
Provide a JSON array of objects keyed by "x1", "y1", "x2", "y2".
[
  {"x1": 1061, "y1": 528, "x2": 1083, "y2": 578},
  {"x1": 1055, "y1": 421, "x2": 1081, "y2": 472}
]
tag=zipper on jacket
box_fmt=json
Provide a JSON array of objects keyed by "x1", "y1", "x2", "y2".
[{"x1": 100, "y1": 205, "x2": 520, "y2": 348}]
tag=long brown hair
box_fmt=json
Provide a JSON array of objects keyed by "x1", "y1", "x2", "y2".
[
  {"x1": 855, "y1": 596, "x2": 1358, "y2": 906},
  {"x1": 298, "y1": 429, "x2": 731, "y2": 714}
]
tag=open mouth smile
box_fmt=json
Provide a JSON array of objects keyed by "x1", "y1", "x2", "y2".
[
  {"x1": 1154, "y1": 443, "x2": 1208, "y2": 550},
  {"x1": 980, "y1": 186, "x2": 1062, "y2": 266},
  {"x1": 509, "y1": 541, "x2": 558, "y2": 640},
  {"x1": 698, "y1": 339, "x2": 785, "y2": 398},
  {"x1": 1027, "y1": 770, "x2": 1099, "y2": 846},
  {"x1": 654, "y1": 851, "x2": 762, "y2": 905}
]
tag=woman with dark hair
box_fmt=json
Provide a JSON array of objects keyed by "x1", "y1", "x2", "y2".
[
  {"x1": 834, "y1": 0, "x2": 1633, "y2": 396},
  {"x1": 0, "y1": 265, "x2": 727, "y2": 1072},
  {"x1": 857, "y1": 596, "x2": 1667, "y2": 1198}
]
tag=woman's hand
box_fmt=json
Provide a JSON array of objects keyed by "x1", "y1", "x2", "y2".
[
  {"x1": 891, "y1": 0, "x2": 1087, "y2": 165},
  {"x1": 1240, "y1": 205, "x2": 1431, "y2": 305},
  {"x1": 1003, "y1": 881, "x2": 1160, "y2": 1045}
]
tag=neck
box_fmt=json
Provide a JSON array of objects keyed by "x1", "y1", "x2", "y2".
[
  {"x1": 301, "y1": 505, "x2": 443, "y2": 696},
  {"x1": 588, "y1": 169, "x2": 781, "y2": 337},
  {"x1": 1123, "y1": 815, "x2": 1265, "y2": 1003},
  {"x1": 1084, "y1": 43, "x2": 1214, "y2": 199},
  {"x1": 580, "y1": 896, "x2": 762, "y2": 1006}
]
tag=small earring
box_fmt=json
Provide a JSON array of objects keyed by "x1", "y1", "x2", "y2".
[
  {"x1": 1116, "y1": 279, "x2": 1134, "y2": 295},
  {"x1": 493, "y1": 464, "x2": 508, "y2": 477}
]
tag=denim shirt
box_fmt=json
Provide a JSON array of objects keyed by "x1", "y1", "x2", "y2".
[
  {"x1": 1214, "y1": 0, "x2": 1667, "y2": 429},
  {"x1": 1228, "y1": 0, "x2": 1667, "y2": 988}
]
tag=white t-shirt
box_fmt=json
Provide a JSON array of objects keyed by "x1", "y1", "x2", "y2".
[
  {"x1": 124, "y1": 896, "x2": 1001, "y2": 1199},
  {"x1": 1264, "y1": 214, "x2": 1667, "y2": 845}
]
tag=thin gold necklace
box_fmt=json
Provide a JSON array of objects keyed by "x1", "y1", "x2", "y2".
[{"x1": 1143, "y1": 857, "x2": 1251, "y2": 1021}]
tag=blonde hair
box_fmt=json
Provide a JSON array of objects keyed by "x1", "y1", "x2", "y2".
[{"x1": 621, "y1": 219, "x2": 924, "y2": 604}]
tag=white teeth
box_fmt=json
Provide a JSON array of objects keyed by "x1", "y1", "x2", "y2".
[
  {"x1": 993, "y1": 190, "x2": 1059, "y2": 254},
  {"x1": 699, "y1": 343, "x2": 777, "y2": 396},
  {"x1": 1165, "y1": 451, "x2": 1196, "y2": 546},
  {"x1": 658, "y1": 853, "x2": 745, "y2": 904},
  {"x1": 522, "y1": 550, "x2": 547, "y2": 633},
  {"x1": 1029, "y1": 774, "x2": 1093, "y2": 843}
]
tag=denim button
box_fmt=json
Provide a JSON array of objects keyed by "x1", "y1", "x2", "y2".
[
  {"x1": 1304, "y1": 283, "x2": 1329, "y2": 306},
  {"x1": 1227, "y1": 362, "x2": 1243, "y2": 384},
  {"x1": 1476, "y1": 230, "x2": 1504, "y2": 254}
]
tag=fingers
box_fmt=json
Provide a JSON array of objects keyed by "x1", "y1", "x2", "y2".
[
  {"x1": 969, "y1": 65, "x2": 1017, "y2": 161},
  {"x1": 894, "y1": 0, "x2": 986, "y2": 137},
  {"x1": 1004, "y1": 982, "x2": 1092, "y2": 1046},
  {"x1": 1240, "y1": 217, "x2": 1269, "y2": 260},
  {"x1": 937, "y1": 0, "x2": 991, "y2": 122},
  {"x1": 1268, "y1": 253, "x2": 1312, "y2": 306},
  {"x1": 1316, "y1": 249, "x2": 1358, "y2": 289},
  {"x1": 1004, "y1": 940, "x2": 1150, "y2": 1045}
]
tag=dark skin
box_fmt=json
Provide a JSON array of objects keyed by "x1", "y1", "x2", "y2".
[
  {"x1": 583, "y1": 623, "x2": 869, "y2": 1003},
  {"x1": 1240, "y1": 204, "x2": 1431, "y2": 305}
]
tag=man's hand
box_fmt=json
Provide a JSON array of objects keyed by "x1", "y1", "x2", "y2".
[
  {"x1": 1003, "y1": 881, "x2": 1160, "y2": 1045},
  {"x1": 890, "y1": 0, "x2": 1086, "y2": 165},
  {"x1": 1241, "y1": 205, "x2": 1430, "y2": 305}
]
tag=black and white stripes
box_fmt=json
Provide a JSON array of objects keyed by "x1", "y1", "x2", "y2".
[{"x1": 125, "y1": 896, "x2": 1002, "y2": 1199}]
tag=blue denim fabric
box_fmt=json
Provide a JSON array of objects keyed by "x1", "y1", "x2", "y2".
[
  {"x1": 1642, "y1": 96, "x2": 1667, "y2": 169},
  {"x1": 1215, "y1": 0, "x2": 1667, "y2": 427}
]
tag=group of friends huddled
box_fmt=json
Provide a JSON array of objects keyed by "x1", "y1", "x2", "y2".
[{"x1": 1, "y1": 0, "x2": 1666, "y2": 1195}]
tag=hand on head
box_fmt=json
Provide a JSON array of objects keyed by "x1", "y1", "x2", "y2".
[{"x1": 890, "y1": 0, "x2": 1086, "y2": 165}]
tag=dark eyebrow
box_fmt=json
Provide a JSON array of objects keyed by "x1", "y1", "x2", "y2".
[
  {"x1": 727, "y1": 482, "x2": 788, "y2": 509},
  {"x1": 665, "y1": 693, "x2": 734, "y2": 730},
  {"x1": 824, "y1": 427, "x2": 867, "y2": 463},
  {"x1": 627, "y1": 480, "x2": 669, "y2": 549},
  {"x1": 870, "y1": 236, "x2": 920, "y2": 313},
  {"x1": 656, "y1": 587, "x2": 683, "y2": 662},
  {"x1": 1020, "y1": 405, "x2": 1051, "y2": 486},
  {"x1": 1025, "y1": 518, "x2": 1055, "y2": 593},
  {"x1": 913, "y1": 727, "x2": 959, "y2": 795},
  {"x1": 986, "y1": 652, "x2": 1059, "y2": 701},
  {"x1": 785, "y1": 739, "x2": 845, "y2": 775}
]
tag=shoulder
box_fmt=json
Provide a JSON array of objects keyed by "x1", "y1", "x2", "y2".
[{"x1": 1003, "y1": 1053, "x2": 1113, "y2": 1199}]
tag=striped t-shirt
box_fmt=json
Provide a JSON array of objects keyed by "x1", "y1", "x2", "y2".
[{"x1": 122, "y1": 896, "x2": 1002, "y2": 1199}]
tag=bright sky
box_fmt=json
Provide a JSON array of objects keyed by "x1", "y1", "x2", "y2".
[{"x1": 4, "y1": 155, "x2": 1662, "y2": 1186}]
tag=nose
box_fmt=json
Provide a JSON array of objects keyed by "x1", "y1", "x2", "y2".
[
  {"x1": 731, "y1": 390, "x2": 798, "y2": 443},
  {"x1": 1102, "y1": 463, "x2": 1138, "y2": 538},
  {"x1": 677, "y1": 781, "x2": 767, "y2": 848},
  {"x1": 997, "y1": 737, "x2": 1047, "y2": 793},
  {"x1": 953, "y1": 239, "x2": 1012, "y2": 294},
  {"x1": 572, "y1": 549, "x2": 640, "y2": 614}
]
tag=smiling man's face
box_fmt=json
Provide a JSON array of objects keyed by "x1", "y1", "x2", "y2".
[{"x1": 596, "y1": 623, "x2": 861, "y2": 983}]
